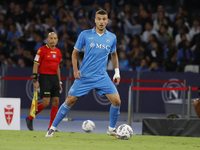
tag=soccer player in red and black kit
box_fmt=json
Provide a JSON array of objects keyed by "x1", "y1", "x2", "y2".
[{"x1": 25, "y1": 32, "x2": 62, "y2": 131}]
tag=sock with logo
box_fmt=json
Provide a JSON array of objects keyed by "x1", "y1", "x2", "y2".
[
  {"x1": 51, "y1": 102, "x2": 71, "y2": 128},
  {"x1": 48, "y1": 106, "x2": 58, "y2": 129},
  {"x1": 109, "y1": 104, "x2": 120, "y2": 128},
  {"x1": 28, "y1": 103, "x2": 45, "y2": 120}
]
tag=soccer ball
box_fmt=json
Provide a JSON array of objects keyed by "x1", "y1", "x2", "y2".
[
  {"x1": 116, "y1": 124, "x2": 133, "y2": 140},
  {"x1": 82, "y1": 120, "x2": 95, "y2": 133}
]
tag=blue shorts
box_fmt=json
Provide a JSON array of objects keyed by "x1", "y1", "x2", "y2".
[{"x1": 68, "y1": 75, "x2": 118, "y2": 97}]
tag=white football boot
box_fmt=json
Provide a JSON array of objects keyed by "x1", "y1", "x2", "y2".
[
  {"x1": 45, "y1": 126, "x2": 56, "y2": 137},
  {"x1": 107, "y1": 126, "x2": 118, "y2": 137}
]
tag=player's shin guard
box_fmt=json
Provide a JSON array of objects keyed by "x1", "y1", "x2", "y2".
[
  {"x1": 109, "y1": 104, "x2": 120, "y2": 128},
  {"x1": 51, "y1": 102, "x2": 71, "y2": 128}
]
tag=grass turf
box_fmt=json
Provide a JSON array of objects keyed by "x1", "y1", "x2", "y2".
[{"x1": 0, "y1": 130, "x2": 200, "y2": 150}]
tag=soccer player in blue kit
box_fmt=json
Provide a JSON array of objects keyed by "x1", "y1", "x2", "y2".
[{"x1": 46, "y1": 9, "x2": 121, "y2": 137}]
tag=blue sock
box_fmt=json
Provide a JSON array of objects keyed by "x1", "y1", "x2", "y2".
[
  {"x1": 109, "y1": 104, "x2": 120, "y2": 128},
  {"x1": 52, "y1": 102, "x2": 71, "y2": 128}
]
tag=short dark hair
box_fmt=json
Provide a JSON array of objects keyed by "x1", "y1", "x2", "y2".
[{"x1": 95, "y1": 9, "x2": 108, "y2": 16}]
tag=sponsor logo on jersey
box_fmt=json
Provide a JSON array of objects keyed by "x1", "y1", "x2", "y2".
[
  {"x1": 50, "y1": 51, "x2": 57, "y2": 54},
  {"x1": 96, "y1": 43, "x2": 111, "y2": 50},
  {"x1": 88, "y1": 37, "x2": 93, "y2": 39},
  {"x1": 90, "y1": 42, "x2": 111, "y2": 50}
]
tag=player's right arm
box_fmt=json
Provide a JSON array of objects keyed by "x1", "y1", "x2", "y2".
[
  {"x1": 72, "y1": 49, "x2": 82, "y2": 79},
  {"x1": 72, "y1": 31, "x2": 85, "y2": 79}
]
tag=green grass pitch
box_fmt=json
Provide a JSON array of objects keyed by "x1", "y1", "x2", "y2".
[{"x1": 0, "y1": 130, "x2": 200, "y2": 150}]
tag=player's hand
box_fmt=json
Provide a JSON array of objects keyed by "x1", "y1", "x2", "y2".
[
  {"x1": 113, "y1": 68, "x2": 120, "y2": 85},
  {"x1": 74, "y1": 70, "x2": 82, "y2": 79},
  {"x1": 33, "y1": 81, "x2": 39, "y2": 91},
  {"x1": 113, "y1": 77, "x2": 120, "y2": 85}
]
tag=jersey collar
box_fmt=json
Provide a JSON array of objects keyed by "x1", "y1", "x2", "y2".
[
  {"x1": 46, "y1": 44, "x2": 55, "y2": 50},
  {"x1": 92, "y1": 27, "x2": 108, "y2": 34}
]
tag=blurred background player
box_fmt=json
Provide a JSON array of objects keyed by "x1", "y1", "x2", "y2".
[
  {"x1": 46, "y1": 9, "x2": 121, "y2": 137},
  {"x1": 25, "y1": 32, "x2": 62, "y2": 131}
]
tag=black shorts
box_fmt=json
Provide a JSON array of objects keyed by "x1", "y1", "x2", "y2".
[{"x1": 39, "y1": 74, "x2": 61, "y2": 98}]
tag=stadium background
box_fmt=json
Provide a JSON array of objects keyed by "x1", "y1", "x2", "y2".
[{"x1": 0, "y1": 0, "x2": 200, "y2": 71}]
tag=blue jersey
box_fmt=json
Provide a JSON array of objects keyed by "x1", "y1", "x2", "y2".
[{"x1": 74, "y1": 27, "x2": 117, "y2": 78}]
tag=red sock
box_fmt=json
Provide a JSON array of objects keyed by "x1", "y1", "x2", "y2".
[
  {"x1": 49, "y1": 106, "x2": 58, "y2": 128},
  {"x1": 28, "y1": 103, "x2": 45, "y2": 120}
]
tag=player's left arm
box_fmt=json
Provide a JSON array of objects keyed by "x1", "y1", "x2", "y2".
[{"x1": 111, "y1": 51, "x2": 120, "y2": 85}]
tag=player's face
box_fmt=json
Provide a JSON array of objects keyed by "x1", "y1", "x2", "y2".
[
  {"x1": 95, "y1": 14, "x2": 108, "y2": 32},
  {"x1": 47, "y1": 33, "x2": 58, "y2": 47}
]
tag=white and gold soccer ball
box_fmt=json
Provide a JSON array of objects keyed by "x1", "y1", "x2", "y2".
[
  {"x1": 116, "y1": 124, "x2": 133, "y2": 140},
  {"x1": 82, "y1": 120, "x2": 95, "y2": 133}
]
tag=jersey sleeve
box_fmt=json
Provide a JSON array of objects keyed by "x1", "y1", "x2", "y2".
[
  {"x1": 34, "y1": 48, "x2": 43, "y2": 64},
  {"x1": 74, "y1": 32, "x2": 85, "y2": 51},
  {"x1": 110, "y1": 35, "x2": 117, "y2": 53}
]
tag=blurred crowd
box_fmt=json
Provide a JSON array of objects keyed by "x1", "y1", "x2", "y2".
[{"x1": 0, "y1": 0, "x2": 200, "y2": 72}]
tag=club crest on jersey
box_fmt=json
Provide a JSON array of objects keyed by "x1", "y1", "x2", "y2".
[
  {"x1": 106, "y1": 39, "x2": 110, "y2": 43},
  {"x1": 53, "y1": 54, "x2": 56, "y2": 58}
]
